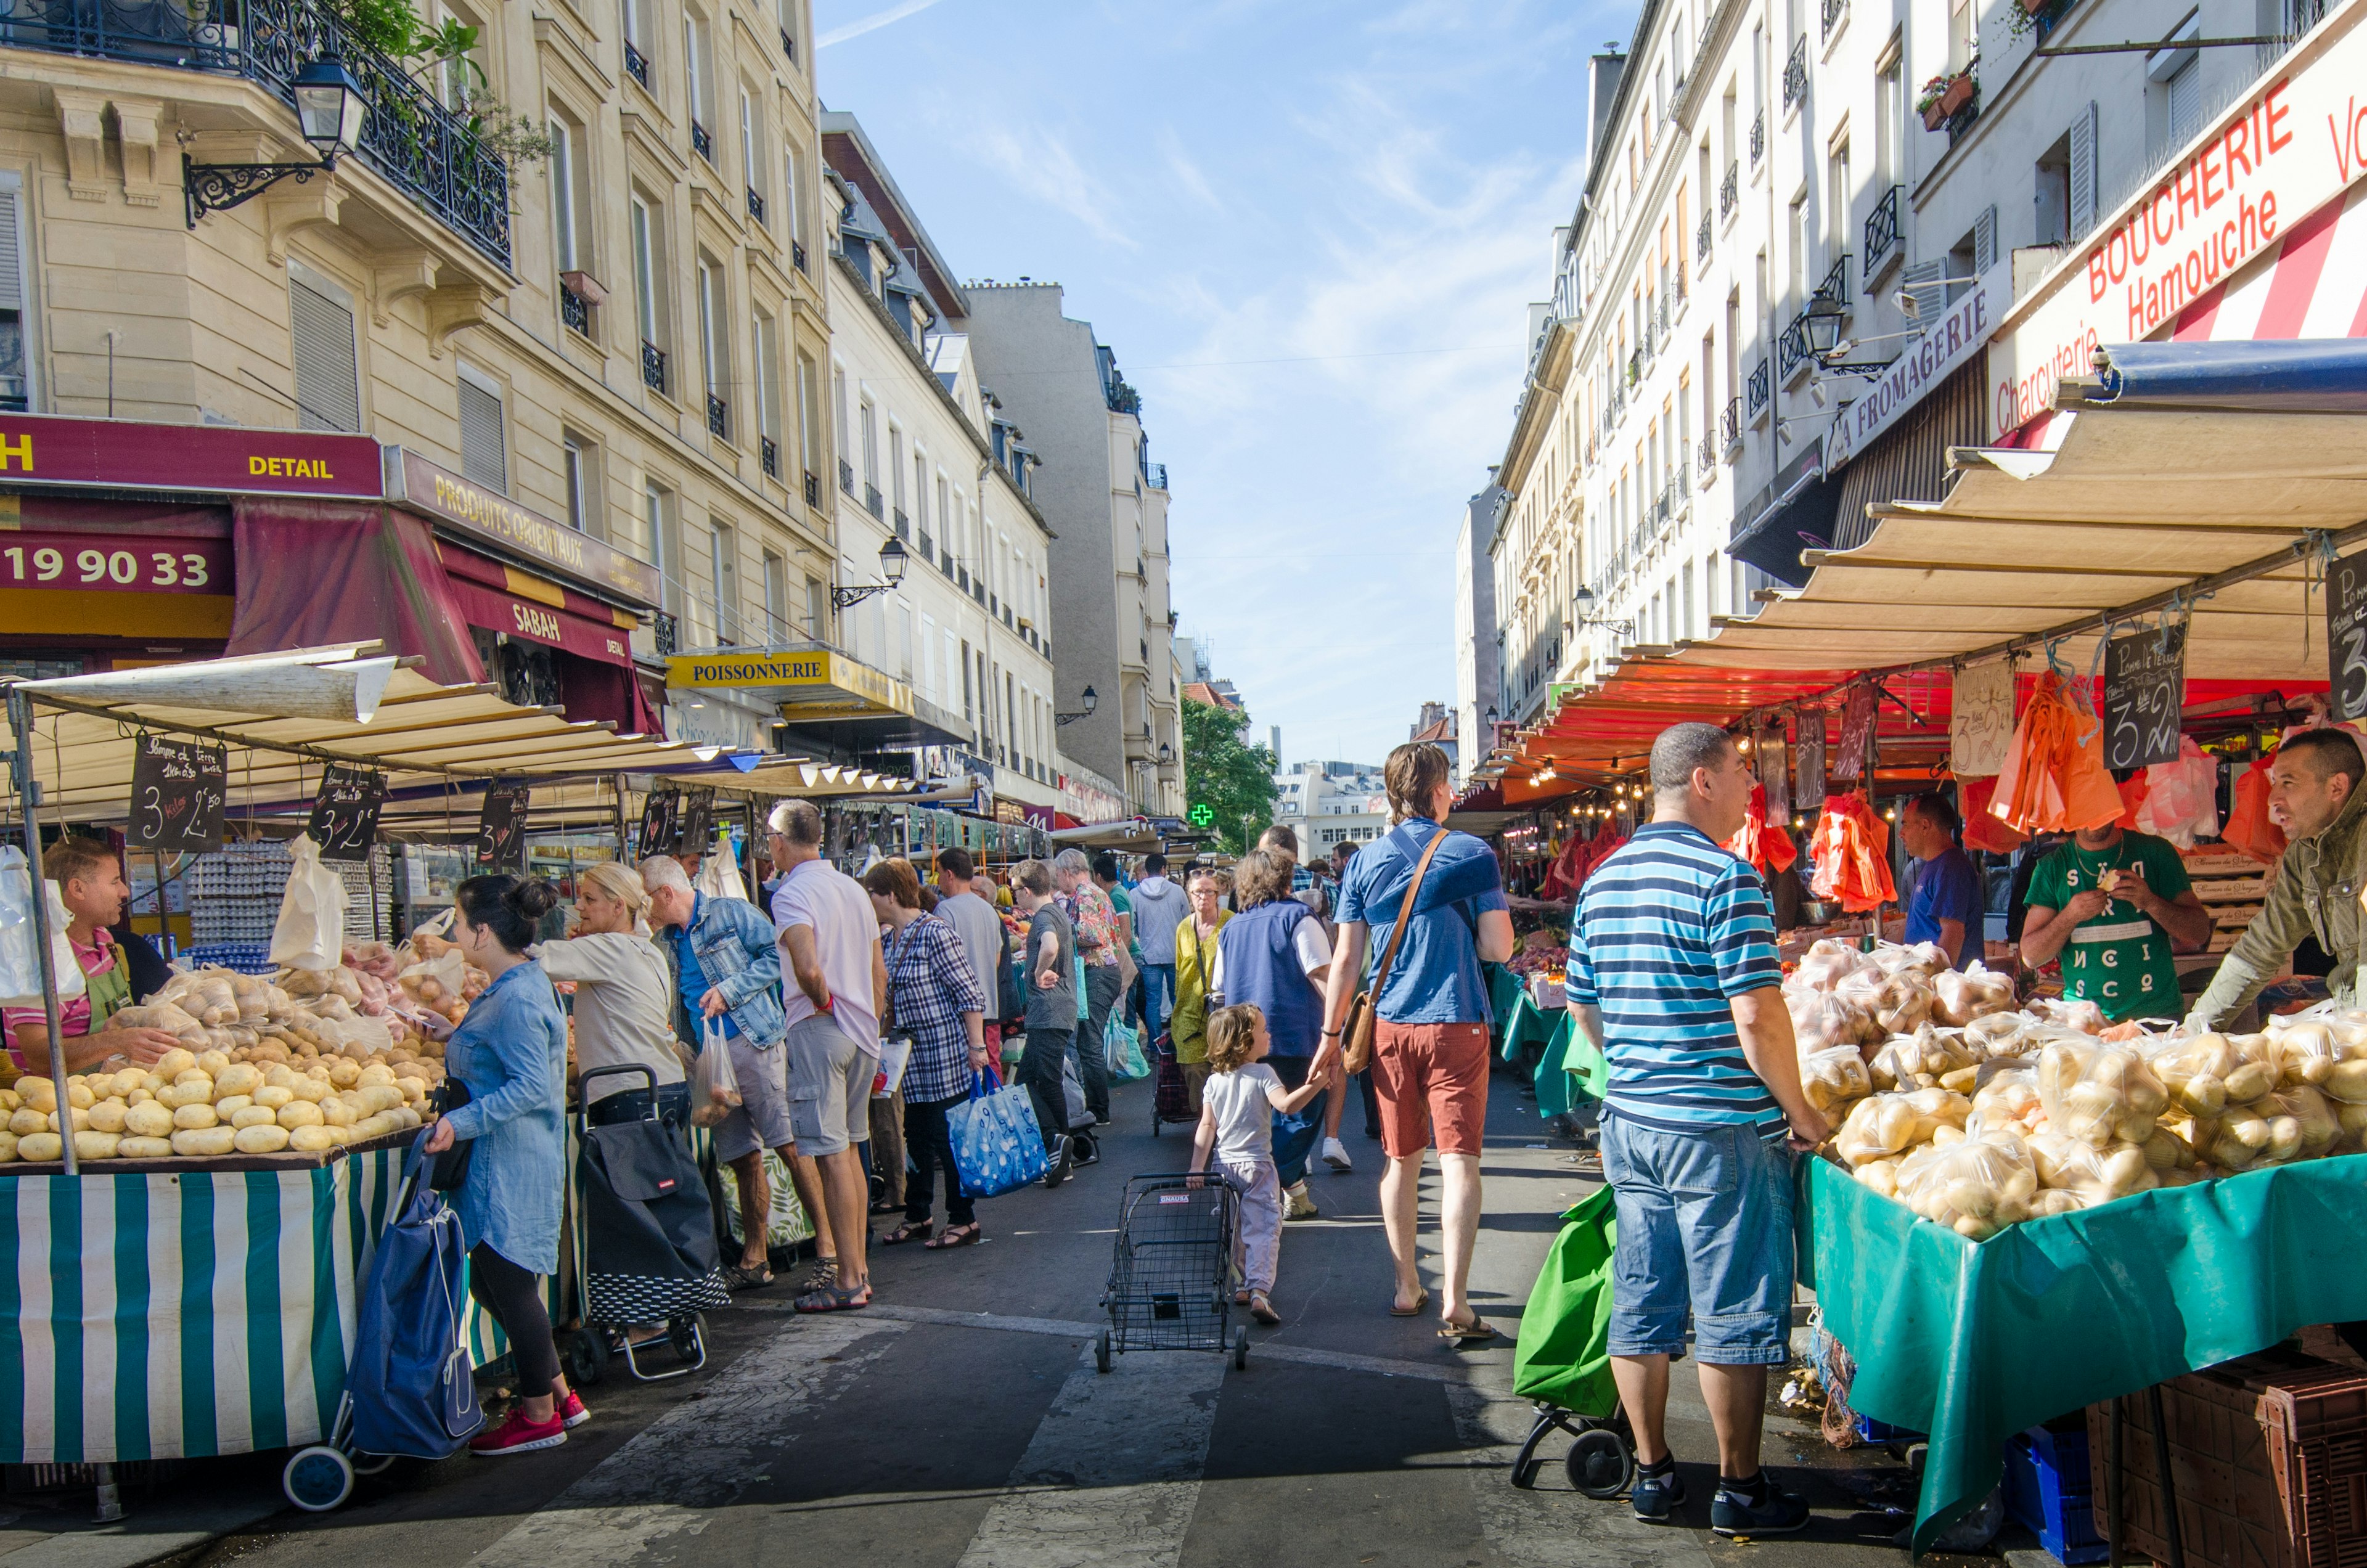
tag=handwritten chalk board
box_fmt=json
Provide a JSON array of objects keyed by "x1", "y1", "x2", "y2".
[
  {"x1": 639, "y1": 788, "x2": 681, "y2": 857},
  {"x1": 2330, "y1": 550, "x2": 2367, "y2": 722},
  {"x1": 473, "y1": 781, "x2": 530, "y2": 871},
  {"x1": 679, "y1": 788, "x2": 716, "y2": 855},
  {"x1": 2104, "y1": 625, "x2": 2185, "y2": 770},
  {"x1": 306, "y1": 765, "x2": 385, "y2": 862},
  {"x1": 128, "y1": 735, "x2": 227, "y2": 852}
]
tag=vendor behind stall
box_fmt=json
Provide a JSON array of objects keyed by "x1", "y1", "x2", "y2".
[
  {"x1": 1897, "y1": 791, "x2": 1982, "y2": 970},
  {"x1": 4, "y1": 837, "x2": 186, "y2": 1072},
  {"x1": 2189, "y1": 729, "x2": 2367, "y2": 1029},
  {"x1": 2018, "y1": 819, "x2": 2213, "y2": 1024}
]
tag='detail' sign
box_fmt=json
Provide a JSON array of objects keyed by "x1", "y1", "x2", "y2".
[{"x1": 129, "y1": 734, "x2": 228, "y2": 852}]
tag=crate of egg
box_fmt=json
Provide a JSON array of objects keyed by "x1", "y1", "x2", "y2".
[
  {"x1": 188, "y1": 840, "x2": 292, "y2": 946},
  {"x1": 333, "y1": 844, "x2": 394, "y2": 945}
]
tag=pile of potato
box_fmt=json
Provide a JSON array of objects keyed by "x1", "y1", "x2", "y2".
[{"x1": 0, "y1": 1045, "x2": 434, "y2": 1163}]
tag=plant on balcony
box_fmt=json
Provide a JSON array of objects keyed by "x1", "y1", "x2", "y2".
[
  {"x1": 1918, "y1": 69, "x2": 1976, "y2": 130},
  {"x1": 330, "y1": 0, "x2": 552, "y2": 180},
  {"x1": 2005, "y1": 0, "x2": 2071, "y2": 37}
]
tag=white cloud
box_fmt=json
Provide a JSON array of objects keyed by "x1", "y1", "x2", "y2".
[
  {"x1": 967, "y1": 123, "x2": 1140, "y2": 250},
  {"x1": 1156, "y1": 126, "x2": 1226, "y2": 214},
  {"x1": 819, "y1": 0, "x2": 948, "y2": 49}
]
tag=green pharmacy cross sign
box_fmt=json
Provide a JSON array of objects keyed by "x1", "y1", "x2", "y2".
[{"x1": 1188, "y1": 802, "x2": 1214, "y2": 827}]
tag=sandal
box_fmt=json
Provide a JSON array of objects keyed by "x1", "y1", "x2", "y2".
[
  {"x1": 793, "y1": 1282, "x2": 872, "y2": 1313},
  {"x1": 1390, "y1": 1288, "x2": 1430, "y2": 1318},
  {"x1": 799, "y1": 1257, "x2": 838, "y2": 1292},
  {"x1": 881, "y1": 1221, "x2": 934, "y2": 1246},
  {"x1": 722, "y1": 1262, "x2": 773, "y2": 1291},
  {"x1": 1438, "y1": 1312, "x2": 1500, "y2": 1344},
  {"x1": 1249, "y1": 1291, "x2": 1282, "y2": 1326},
  {"x1": 924, "y1": 1223, "x2": 981, "y2": 1249}
]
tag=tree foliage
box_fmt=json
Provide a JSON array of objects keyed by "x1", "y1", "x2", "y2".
[{"x1": 1183, "y1": 698, "x2": 1278, "y2": 855}]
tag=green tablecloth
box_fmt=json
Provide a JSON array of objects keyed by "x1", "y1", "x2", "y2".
[
  {"x1": 1495, "y1": 992, "x2": 1606, "y2": 1117},
  {"x1": 1486, "y1": 964, "x2": 1525, "y2": 1040},
  {"x1": 1798, "y1": 1151, "x2": 2367, "y2": 1556}
]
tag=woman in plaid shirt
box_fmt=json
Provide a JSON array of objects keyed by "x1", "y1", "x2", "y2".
[{"x1": 862, "y1": 858, "x2": 992, "y2": 1249}]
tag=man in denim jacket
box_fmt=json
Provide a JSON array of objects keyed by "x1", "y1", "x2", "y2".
[{"x1": 643, "y1": 856, "x2": 833, "y2": 1291}]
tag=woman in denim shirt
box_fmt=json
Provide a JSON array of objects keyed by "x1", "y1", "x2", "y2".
[{"x1": 422, "y1": 875, "x2": 581, "y2": 1456}]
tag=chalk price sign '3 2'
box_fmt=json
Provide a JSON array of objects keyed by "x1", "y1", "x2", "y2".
[
  {"x1": 129, "y1": 734, "x2": 227, "y2": 851},
  {"x1": 2331, "y1": 551, "x2": 2367, "y2": 724},
  {"x1": 2103, "y1": 624, "x2": 2186, "y2": 772},
  {"x1": 307, "y1": 764, "x2": 386, "y2": 862}
]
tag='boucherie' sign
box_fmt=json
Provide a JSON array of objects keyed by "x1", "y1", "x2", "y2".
[{"x1": 1990, "y1": 6, "x2": 2367, "y2": 438}]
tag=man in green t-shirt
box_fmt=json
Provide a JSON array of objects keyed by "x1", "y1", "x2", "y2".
[{"x1": 2019, "y1": 822, "x2": 2215, "y2": 1023}]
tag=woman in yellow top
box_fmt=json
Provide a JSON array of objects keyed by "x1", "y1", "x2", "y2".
[{"x1": 1167, "y1": 867, "x2": 1231, "y2": 1111}]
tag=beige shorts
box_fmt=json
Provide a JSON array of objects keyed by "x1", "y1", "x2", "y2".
[{"x1": 785, "y1": 1012, "x2": 873, "y2": 1157}]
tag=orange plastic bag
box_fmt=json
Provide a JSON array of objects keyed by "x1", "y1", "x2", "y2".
[
  {"x1": 1808, "y1": 793, "x2": 1895, "y2": 912},
  {"x1": 2223, "y1": 756, "x2": 2286, "y2": 865},
  {"x1": 1725, "y1": 783, "x2": 1799, "y2": 877},
  {"x1": 1958, "y1": 777, "x2": 2027, "y2": 855},
  {"x1": 1989, "y1": 672, "x2": 2124, "y2": 833},
  {"x1": 2115, "y1": 770, "x2": 2149, "y2": 830}
]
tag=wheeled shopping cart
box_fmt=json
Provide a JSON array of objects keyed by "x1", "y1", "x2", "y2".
[
  {"x1": 1096, "y1": 1174, "x2": 1247, "y2": 1372},
  {"x1": 1506, "y1": 1185, "x2": 1635, "y2": 1498},
  {"x1": 1148, "y1": 1030, "x2": 1194, "y2": 1136}
]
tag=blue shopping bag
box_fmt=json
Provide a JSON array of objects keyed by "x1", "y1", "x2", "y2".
[
  {"x1": 948, "y1": 1070, "x2": 1049, "y2": 1197},
  {"x1": 1106, "y1": 1013, "x2": 1150, "y2": 1081}
]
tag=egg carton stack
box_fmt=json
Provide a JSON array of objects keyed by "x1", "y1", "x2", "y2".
[
  {"x1": 187, "y1": 839, "x2": 292, "y2": 947},
  {"x1": 333, "y1": 846, "x2": 395, "y2": 945}
]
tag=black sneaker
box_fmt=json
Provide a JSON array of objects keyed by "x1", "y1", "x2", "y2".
[
  {"x1": 1069, "y1": 1134, "x2": 1100, "y2": 1167},
  {"x1": 1043, "y1": 1147, "x2": 1071, "y2": 1189},
  {"x1": 1629, "y1": 1467, "x2": 1685, "y2": 1523},
  {"x1": 1710, "y1": 1478, "x2": 1810, "y2": 1537}
]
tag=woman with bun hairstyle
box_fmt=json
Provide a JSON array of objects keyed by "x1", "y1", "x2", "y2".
[{"x1": 421, "y1": 873, "x2": 583, "y2": 1455}]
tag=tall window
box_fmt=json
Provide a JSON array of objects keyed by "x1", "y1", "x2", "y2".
[
  {"x1": 859, "y1": 400, "x2": 878, "y2": 486},
  {"x1": 548, "y1": 114, "x2": 579, "y2": 272},
  {"x1": 562, "y1": 435, "x2": 589, "y2": 531},
  {"x1": 630, "y1": 194, "x2": 661, "y2": 349},
  {"x1": 754, "y1": 312, "x2": 782, "y2": 457},
  {"x1": 709, "y1": 520, "x2": 738, "y2": 643},
  {"x1": 889, "y1": 425, "x2": 905, "y2": 516},
  {"x1": 739, "y1": 88, "x2": 763, "y2": 216},
  {"x1": 1826, "y1": 139, "x2": 1850, "y2": 265},
  {"x1": 798, "y1": 353, "x2": 822, "y2": 484},
  {"x1": 1876, "y1": 56, "x2": 1902, "y2": 190},
  {"x1": 640, "y1": 482, "x2": 672, "y2": 600},
  {"x1": 457, "y1": 363, "x2": 507, "y2": 492},
  {"x1": 0, "y1": 173, "x2": 27, "y2": 412},
  {"x1": 696, "y1": 258, "x2": 726, "y2": 407},
  {"x1": 782, "y1": 145, "x2": 803, "y2": 248},
  {"x1": 288, "y1": 263, "x2": 361, "y2": 433},
  {"x1": 683, "y1": 14, "x2": 711, "y2": 142},
  {"x1": 762, "y1": 550, "x2": 788, "y2": 640}
]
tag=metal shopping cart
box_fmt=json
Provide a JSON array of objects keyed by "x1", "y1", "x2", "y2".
[
  {"x1": 1096, "y1": 1174, "x2": 1247, "y2": 1373},
  {"x1": 1148, "y1": 1029, "x2": 1195, "y2": 1136}
]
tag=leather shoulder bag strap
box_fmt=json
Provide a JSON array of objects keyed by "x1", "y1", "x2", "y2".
[{"x1": 1367, "y1": 828, "x2": 1450, "y2": 1011}]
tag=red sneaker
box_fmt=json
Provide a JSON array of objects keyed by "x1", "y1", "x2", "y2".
[
  {"x1": 558, "y1": 1390, "x2": 591, "y2": 1430},
  {"x1": 468, "y1": 1407, "x2": 566, "y2": 1456}
]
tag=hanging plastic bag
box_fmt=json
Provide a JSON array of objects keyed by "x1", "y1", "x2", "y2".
[
  {"x1": 1990, "y1": 672, "x2": 2124, "y2": 833},
  {"x1": 1106, "y1": 1013, "x2": 1150, "y2": 1081},
  {"x1": 1808, "y1": 793, "x2": 1895, "y2": 911},
  {"x1": 269, "y1": 833, "x2": 346, "y2": 971},
  {"x1": 2115, "y1": 770, "x2": 2149, "y2": 831},
  {"x1": 1723, "y1": 782, "x2": 1799, "y2": 878},
  {"x1": 947, "y1": 1071, "x2": 1050, "y2": 1196},
  {"x1": 0, "y1": 848, "x2": 85, "y2": 1009},
  {"x1": 2135, "y1": 737, "x2": 2220, "y2": 849},
  {"x1": 1061, "y1": 1049, "x2": 1090, "y2": 1125},
  {"x1": 396, "y1": 945, "x2": 469, "y2": 1022},
  {"x1": 693, "y1": 835, "x2": 747, "y2": 904},
  {"x1": 2223, "y1": 755, "x2": 2286, "y2": 865},
  {"x1": 1073, "y1": 952, "x2": 1089, "y2": 1024},
  {"x1": 1958, "y1": 778, "x2": 2027, "y2": 856},
  {"x1": 689, "y1": 1019, "x2": 743, "y2": 1128}
]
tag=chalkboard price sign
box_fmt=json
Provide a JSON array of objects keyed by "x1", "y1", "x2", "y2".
[
  {"x1": 2329, "y1": 550, "x2": 2367, "y2": 722},
  {"x1": 639, "y1": 788, "x2": 681, "y2": 857},
  {"x1": 679, "y1": 788, "x2": 717, "y2": 856},
  {"x1": 2103, "y1": 625, "x2": 2186, "y2": 771},
  {"x1": 128, "y1": 735, "x2": 227, "y2": 852},
  {"x1": 306, "y1": 765, "x2": 386, "y2": 862},
  {"x1": 473, "y1": 781, "x2": 531, "y2": 871}
]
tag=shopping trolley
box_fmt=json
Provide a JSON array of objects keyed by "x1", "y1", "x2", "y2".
[
  {"x1": 1096, "y1": 1174, "x2": 1247, "y2": 1373},
  {"x1": 1148, "y1": 1030, "x2": 1195, "y2": 1136}
]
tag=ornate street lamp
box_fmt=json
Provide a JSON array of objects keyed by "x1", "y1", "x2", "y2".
[
  {"x1": 1055, "y1": 685, "x2": 1098, "y2": 727},
  {"x1": 830, "y1": 536, "x2": 910, "y2": 609},
  {"x1": 185, "y1": 52, "x2": 369, "y2": 227}
]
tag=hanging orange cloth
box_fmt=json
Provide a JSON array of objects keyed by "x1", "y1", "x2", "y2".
[
  {"x1": 1809, "y1": 792, "x2": 1897, "y2": 912},
  {"x1": 1958, "y1": 777, "x2": 2029, "y2": 855},
  {"x1": 1724, "y1": 783, "x2": 1799, "y2": 876},
  {"x1": 2223, "y1": 755, "x2": 2287, "y2": 865},
  {"x1": 1990, "y1": 671, "x2": 2124, "y2": 833}
]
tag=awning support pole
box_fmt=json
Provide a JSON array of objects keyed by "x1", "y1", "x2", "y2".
[{"x1": 7, "y1": 688, "x2": 76, "y2": 1176}]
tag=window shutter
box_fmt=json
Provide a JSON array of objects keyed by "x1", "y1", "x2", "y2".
[
  {"x1": 290, "y1": 276, "x2": 361, "y2": 432},
  {"x1": 1972, "y1": 205, "x2": 1997, "y2": 274},
  {"x1": 2069, "y1": 101, "x2": 2098, "y2": 240},
  {"x1": 459, "y1": 377, "x2": 507, "y2": 491},
  {"x1": 0, "y1": 190, "x2": 23, "y2": 312},
  {"x1": 2169, "y1": 62, "x2": 2201, "y2": 147}
]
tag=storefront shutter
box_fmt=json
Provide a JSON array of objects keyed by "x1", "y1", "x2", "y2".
[
  {"x1": 2069, "y1": 102, "x2": 2098, "y2": 241},
  {"x1": 289, "y1": 276, "x2": 361, "y2": 432},
  {"x1": 458, "y1": 377, "x2": 507, "y2": 491}
]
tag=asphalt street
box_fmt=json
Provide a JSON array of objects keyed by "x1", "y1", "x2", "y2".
[{"x1": 136, "y1": 1064, "x2": 1984, "y2": 1568}]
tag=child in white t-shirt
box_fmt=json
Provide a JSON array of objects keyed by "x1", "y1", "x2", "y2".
[{"x1": 1189, "y1": 1003, "x2": 1335, "y2": 1324}]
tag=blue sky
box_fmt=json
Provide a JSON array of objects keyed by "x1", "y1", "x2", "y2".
[{"x1": 814, "y1": 0, "x2": 1619, "y2": 769}]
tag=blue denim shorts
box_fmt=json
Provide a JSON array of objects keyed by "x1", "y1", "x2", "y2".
[{"x1": 1598, "y1": 1107, "x2": 1797, "y2": 1365}]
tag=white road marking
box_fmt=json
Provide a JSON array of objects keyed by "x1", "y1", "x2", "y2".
[
  {"x1": 953, "y1": 1344, "x2": 1228, "y2": 1568},
  {"x1": 468, "y1": 1315, "x2": 905, "y2": 1568}
]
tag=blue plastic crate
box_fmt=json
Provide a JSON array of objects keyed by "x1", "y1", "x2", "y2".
[
  {"x1": 182, "y1": 942, "x2": 275, "y2": 976},
  {"x1": 2002, "y1": 1423, "x2": 2105, "y2": 1565},
  {"x1": 1853, "y1": 1411, "x2": 1924, "y2": 1445}
]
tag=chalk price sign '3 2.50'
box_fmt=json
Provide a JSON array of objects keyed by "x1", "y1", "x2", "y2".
[
  {"x1": 2103, "y1": 625, "x2": 2186, "y2": 772},
  {"x1": 2329, "y1": 551, "x2": 2367, "y2": 724},
  {"x1": 307, "y1": 764, "x2": 386, "y2": 862},
  {"x1": 129, "y1": 734, "x2": 227, "y2": 852}
]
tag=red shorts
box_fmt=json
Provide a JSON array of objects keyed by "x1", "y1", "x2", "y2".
[{"x1": 1369, "y1": 1020, "x2": 1490, "y2": 1158}]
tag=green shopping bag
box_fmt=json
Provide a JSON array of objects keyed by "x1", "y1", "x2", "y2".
[
  {"x1": 1106, "y1": 1014, "x2": 1150, "y2": 1080},
  {"x1": 1511, "y1": 1185, "x2": 1618, "y2": 1418}
]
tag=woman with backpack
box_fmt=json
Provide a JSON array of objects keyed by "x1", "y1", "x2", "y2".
[{"x1": 1212, "y1": 849, "x2": 1335, "y2": 1223}]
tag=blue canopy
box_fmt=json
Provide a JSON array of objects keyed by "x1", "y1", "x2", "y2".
[{"x1": 2071, "y1": 338, "x2": 2367, "y2": 413}]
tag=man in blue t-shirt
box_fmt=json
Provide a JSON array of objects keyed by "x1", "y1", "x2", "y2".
[
  {"x1": 1320, "y1": 742, "x2": 1513, "y2": 1343},
  {"x1": 1898, "y1": 790, "x2": 1986, "y2": 969},
  {"x1": 1565, "y1": 723, "x2": 1825, "y2": 1538}
]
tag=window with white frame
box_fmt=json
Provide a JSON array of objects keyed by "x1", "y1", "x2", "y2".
[{"x1": 0, "y1": 173, "x2": 35, "y2": 411}]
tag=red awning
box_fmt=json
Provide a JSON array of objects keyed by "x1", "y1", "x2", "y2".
[
  {"x1": 226, "y1": 499, "x2": 484, "y2": 686},
  {"x1": 439, "y1": 544, "x2": 639, "y2": 668}
]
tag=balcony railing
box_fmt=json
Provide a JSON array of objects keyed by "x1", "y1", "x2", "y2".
[
  {"x1": 779, "y1": 25, "x2": 796, "y2": 61},
  {"x1": 864, "y1": 483, "x2": 883, "y2": 520},
  {"x1": 1822, "y1": 0, "x2": 1847, "y2": 38},
  {"x1": 1720, "y1": 161, "x2": 1739, "y2": 220},
  {"x1": 1722, "y1": 396, "x2": 1742, "y2": 450},
  {"x1": 1625, "y1": 348, "x2": 1642, "y2": 386},
  {"x1": 892, "y1": 507, "x2": 910, "y2": 540},
  {"x1": 759, "y1": 435, "x2": 779, "y2": 478},
  {"x1": 803, "y1": 470, "x2": 820, "y2": 507},
  {"x1": 640, "y1": 340, "x2": 667, "y2": 394},
  {"x1": 1782, "y1": 37, "x2": 1807, "y2": 111},
  {"x1": 652, "y1": 610, "x2": 679, "y2": 656},
  {"x1": 917, "y1": 528, "x2": 933, "y2": 561},
  {"x1": 1818, "y1": 253, "x2": 1852, "y2": 311},
  {"x1": 624, "y1": 39, "x2": 648, "y2": 88},
  {"x1": 1751, "y1": 109, "x2": 1765, "y2": 165},
  {"x1": 690, "y1": 121, "x2": 713, "y2": 163},
  {"x1": 706, "y1": 393, "x2": 727, "y2": 438},
  {"x1": 559, "y1": 282, "x2": 591, "y2": 336},
  {"x1": 1696, "y1": 212, "x2": 1711, "y2": 265},
  {"x1": 1698, "y1": 434, "x2": 1717, "y2": 482},
  {"x1": 1746, "y1": 359, "x2": 1770, "y2": 416},
  {"x1": 1863, "y1": 185, "x2": 1902, "y2": 282},
  {"x1": 746, "y1": 187, "x2": 765, "y2": 223},
  {"x1": 1777, "y1": 313, "x2": 1814, "y2": 379},
  {"x1": 791, "y1": 240, "x2": 809, "y2": 274},
  {"x1": 838, "y1": 457, "x2": 855, "y2": 495}
]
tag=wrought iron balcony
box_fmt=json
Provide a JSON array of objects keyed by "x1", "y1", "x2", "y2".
[
  {"x1": 1722, "y1": 396, "x2": 1743, "y2": 449},
  {"x1": 746, "y1": 187, "x2": 765, "y2": 223},
  {"x1": 1698, "y1": 434, "x2": 1717, "y2": 482},
  {"x1": 706, "y1": 393, "x2": 727, "y2": 438},
  {"x1": 1782, "y1": 37, "x2": 1807, "y2": 110},
  {"x1": 1697, "y1": 212, "x2": 1711, "y2": 265},
  {"x1": 1823, "y1": 0, "x2": 1847, "y2": 38},
  {"x1": 1751, "y1": 110, "x2": 1765, "y2": 165},
  {"x1": 779, "y1": 26, "x2": 795, "y2": 61},
  {"x1": 1626, "y1": 348, "x2": 1642, "y2": 386},
  {"x1": 640, "y1": 339, "x2": 667, "y2": 394},
  {"x1": 864, "y1": 483, "x2": 883, "y2": 520},
  {"x1": 759, "y1": 435, "x2": 779, "y2": 478},
  {"x1": 918, "y1": 528, "x2": 933, "y2": 561},
  {"x1": 1863, "y1": 185, "x2": 1902, "y2": 283},
  {"x1": 652, "y1": 610, "x2": 679, "y2": 656},
  {"x1": 1777, "y1": 313, "x2": 1813, "y2": 379},
  {"x1": 559, "y1": 282, "x2": 591, "y2": 336},
  {"x1": 804, "y1": 470, "x2": 820, "y2": 507},
  {"x1": 1817, "y1": 253, "x2": 1852, "y2": 310},
  {"x1": 792, "y1": 240, "x2": 809, "y2": 273},
  {"x1": 1720, "y1": 163, "x2": 1739, "y2": 223},
  {"x1": 838, "y1": 457, "x2": 855, "y2": 494},
  {"x1": 690, "y1": 121, "x2": 712, "y2": 163},
  {"x1": 624, "y1": 40, "x2": 648, "y2": 88},
  {"x1": 892, "y1": 507, "x2": 910, "y2": 540},
  {"x1": 1657, "y1": 296, "x2": 1672, "y2": 339},
  {"x1": 1746, "y1": 359, "x2": 1770, "y2": 416}
]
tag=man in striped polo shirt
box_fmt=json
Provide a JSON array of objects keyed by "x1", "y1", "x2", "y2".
[{"x1": 1568, "y1": 722, "x2": 1827, "y2": 1537}]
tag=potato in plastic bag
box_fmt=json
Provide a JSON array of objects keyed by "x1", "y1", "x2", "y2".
[
  {"x1": 2030, "y1": 996, "x2": 2106, "y2": 1035},
  {"x1": 1871, "y1": 973, "x2": 1935, "y2": 1035},
  {"x1": 1833, "y1": 1093, "x2": 1923, "y2": 1167},
  {"x1": 1932, "y1": 963, "x2": 2019, "y2": 1027},
  {"x1": 2038, "y1": 1037, "x2": 2169, "y2": 1149},
  {"x1": 1786, "y1": 988, "x2": 1863, "y2": 1056},
  {"x1": 1853, "y1": 1156, "x2": 1902, "y2": 1198},
  {"x1": 1794, "y1": 940, "x2": 1876, "y2": 993},
  {"x1": 1903, "y1": 1085, "x2": 1974, "y2": 1141},
  {"x1": 1799, "y1": 1043, "x2": 1872, "y2": 1116},
  {"x1": 2029, "y1": 1130, "x2": 2159, "y2": 1201},
  {"x1": 1895, "y1": 1134, "x2": 2041, "y2": 1238}
]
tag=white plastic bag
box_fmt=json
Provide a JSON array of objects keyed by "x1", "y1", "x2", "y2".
[
  {"x1": 268, "y1": 834, "x2": 346, "y2": 971},
  {"x1": 690, "y1": 1019, "x2": 743, "y2": 1127},
  {"x1": 0, "y1": 847, "x2": 86, "y2": 1008},
  {"x1": 693, "y1": 835, "x2": 748, "y2": 904},
  {"x1": 2136, "y1": 737, "x2": 2220, "y2": 849}
]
